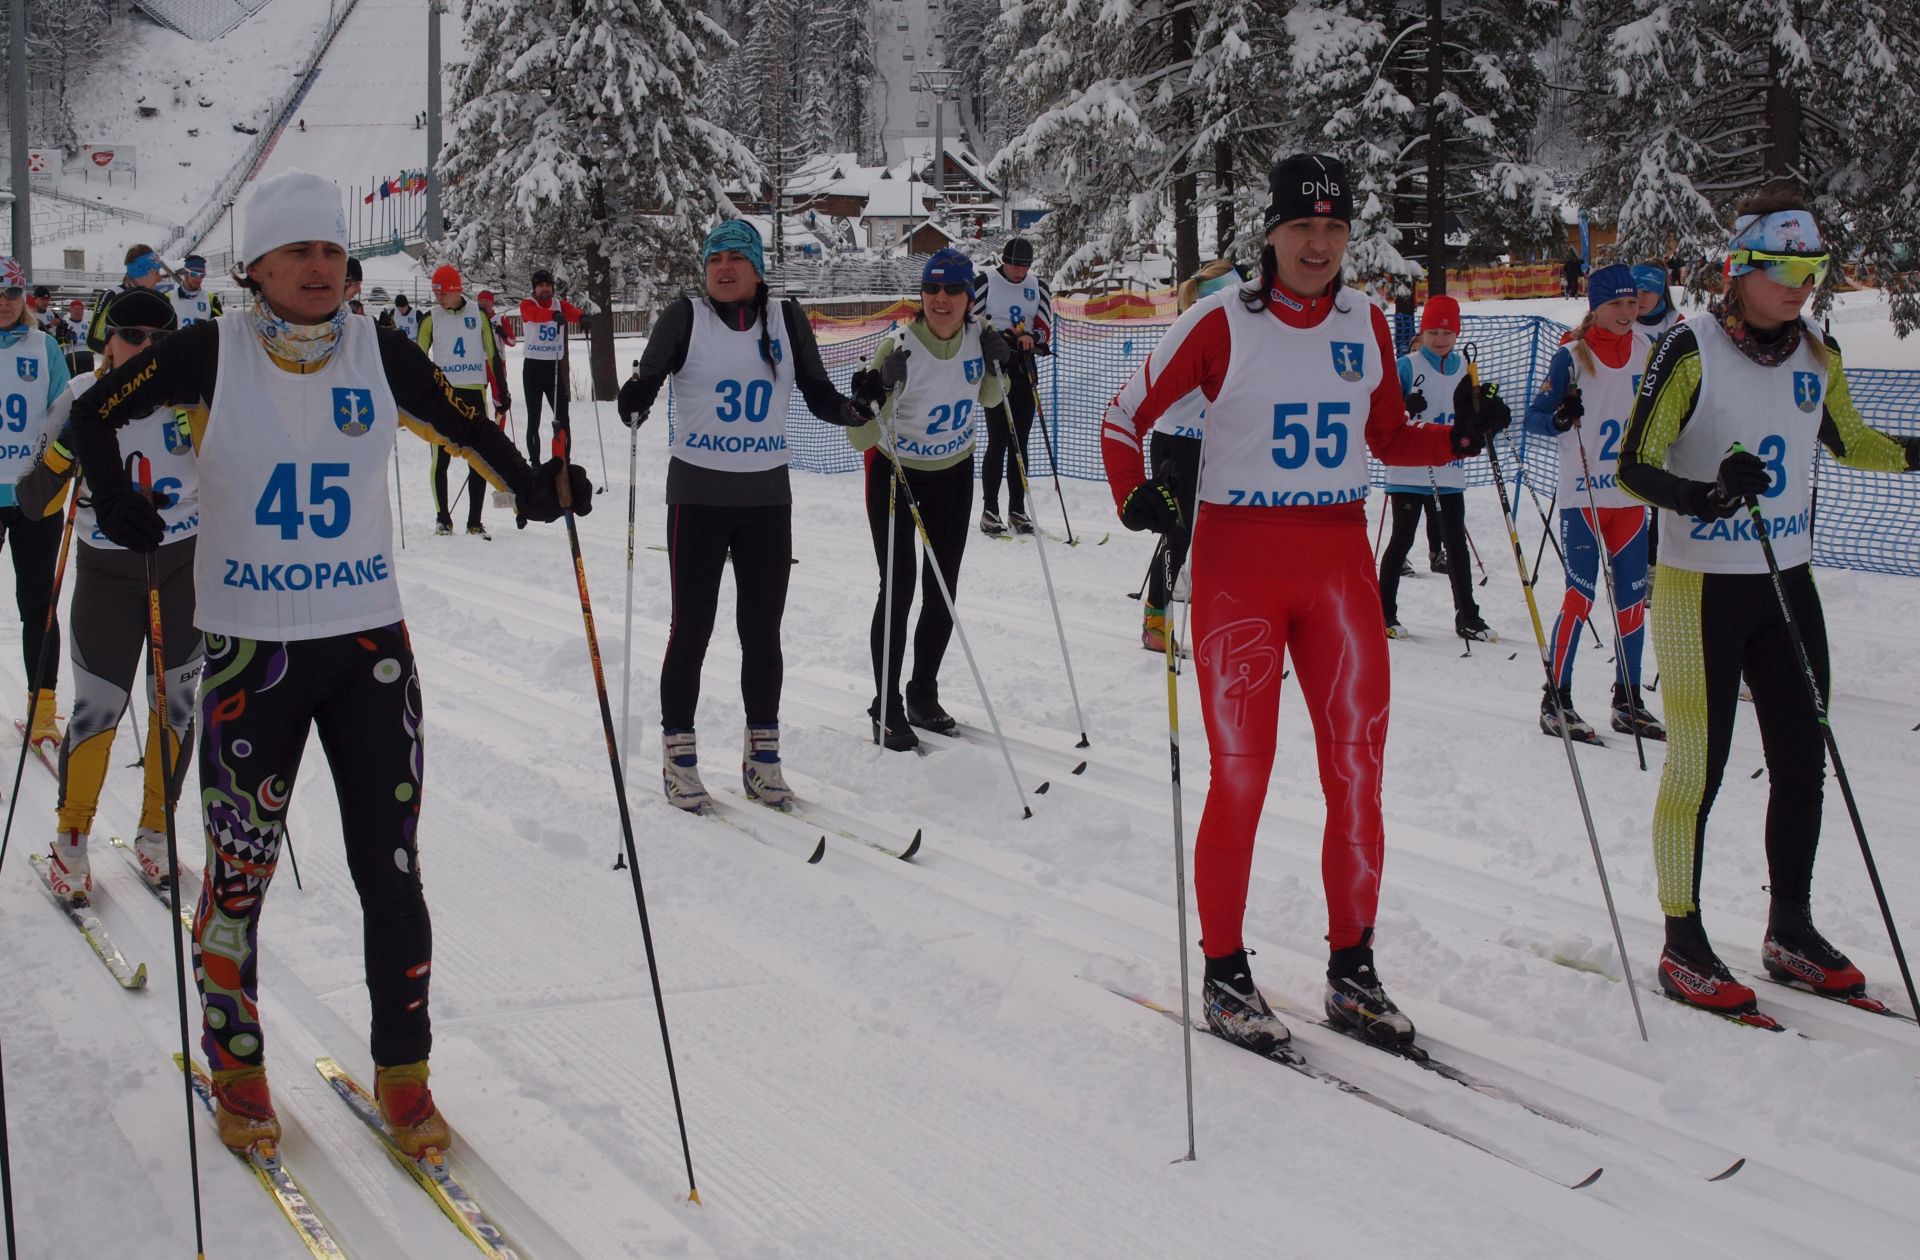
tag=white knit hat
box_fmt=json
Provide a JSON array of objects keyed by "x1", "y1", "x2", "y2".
[{"x1": 240, "y1": 169, "x2": 348, "y2": 268}]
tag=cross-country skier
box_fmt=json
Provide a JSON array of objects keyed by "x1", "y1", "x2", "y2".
[
  {"x1": 1377, "y1": 294, "x2": 1495, "y2": 643},
  {"x1": 1100, "y1": 154, "x2": 1508, "y2": 1051},
  {"x1": 390, "y1": 292, "x2": 419, "y2": 340},
  {"x1": 418, "y1": 264, "x2": 510, "y2": 537},
  {"x1": 1617, "y1": 186, "x2": 1920, "y2": 1019},
  {"x1": 1633, "y1": 262, "x2": 1683, "y2": 340},
  {"x1": 1523, "y1": 264, "x2": 1662, "y2": 742},
  {"x1": 969, "y1": 236, "x2": 1052, "y2": 535},
  {"x1": 1139, "y1": 259, "x2": 1239, "y2": 654},
  {"x1": 476, "y1": 288, "x2": 513, "y2": 347},
  {"x1": 519, "y1": 268, "x2": 585, "y2": 463},
  {"x1": 843, "y1": 248, "x2": 1012, "y2": 750},
  {"x1": 615, "y1": 219, "x2": 870, "y2": 810},
  {"x1": 68, "y1": 168, "x2": 593, "y2": 1157},
  {"x1": 16, "y1": 288, "x2": 201, "y2": 902},
  {"x1": 0, "y1": 256, "x2": 70, "y2": 760},
  {"x1": 171, "y1": 255, "x2": 223, "y2": 328}
]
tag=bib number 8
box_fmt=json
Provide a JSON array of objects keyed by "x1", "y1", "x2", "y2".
[
  {"x1": 255, "y1": 462, "x2": 353, "y2": 540},
  {"x1": 1271, "y1": 401, "x2": 1351, "y2": 470},
  {"x1": 715, "y1": 378, "x2": 774, "y2": 423}
]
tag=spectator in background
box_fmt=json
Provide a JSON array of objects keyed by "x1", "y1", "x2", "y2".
[
  {"x1": 344, "y1": 256, "x2": 364, "y2": 305},
  {"x1": 64, "y1": 298, "x2": 95, "y2": 374},
  {"x1": 171, "y1": 255, "x2": 222, "y2": 328},
  {"x1": 518, "y1": 268, "x2": 585, "y2": 463},
  {"x1": 27, "y1": 286, "x2": 51, "y2": 319},
  {"x1": 391, "y1": 293, "x2": 419, "y2": 339},
  {"x1": 1562, "y1": 250, "x2": 1583, "y2": 299}
]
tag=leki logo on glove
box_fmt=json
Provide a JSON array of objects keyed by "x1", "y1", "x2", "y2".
[
  {"x1": 1330, "y1": 341, "x2": 1365, "y2": 383},
  {"x1": 1793, "y1": 372, "x2": 1822, "y2": 414},
  {"x1": 332, "y1": 387, "x2": 375, "y2": 436}
]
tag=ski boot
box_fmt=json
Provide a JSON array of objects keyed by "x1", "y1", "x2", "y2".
[
  {"x1": 661, "y1": 728, "x2": 712, "y2": 812},
  {"x1": 434, "y1": 516, "x2": 454, "y2": 537},
  {"x1": 132, "y1": 826, "x2": 172, "y2": 889},
  {"x1": 47, "y1": 829, "x2": 91, "y2": 904},
  {"x1": 1399, "y1": 557, "x2": 1416, "y2": 577},
  {"x1": 375, "y1": 1061, "x2": 452, "y2": 1158},
  {"x1": 1384, "y1": 621, "x2": 1411, "y2": 640},
  {"x1": 466, "y1": 523, "x2": 492, "y2": 541},
  {"x1": 1142, "y1": 606, "x2": 1170, "y2": 653},
  {"x1": 1008, "y1": 510, "x2": 1036, "y2": 536},
  {"x1": 29, "y1": 687, "x2": 60, "y2": 747},
  {"x1": 978, "y1": 508, "x2": 1007, "y2": 537},
  {"x1": 1540, "y1": 684, "x2": 1597, "y2": 743},
  {"x1": 868, "y1": 699, "x2": 919, "y2": 752},
  {"x1": 1455, "y1": 613, "x2": 1498, "y2": 643},
  {"x1": 904, "y1": 682, "x2": 958, "y2": 737},
  {"x1": 1324, "y1": 932, "x2": 1416, "y2": 1045},
  {"x1": 742, "y1": 724, "x2": 795, "y2": 809},
  {"x1": 1202, "y1": 949, "x2": 1291, "y2": 1053},
  {"x1": 210, "y1": 1064, "x2": 282, "y2": 1152},
  {"x1": 1429, "y1": 547, "x2": 1450, "y2": 574},
  {"x1": 1659, "y1": 912, "x2": 1760, "y2": 1016},
  {"x1": 1763, "y1": 904, "x2": 1866, "y2": 997},
  {"x1": 1610, "y1": 683, "x2": 1666, "y2": 740}
]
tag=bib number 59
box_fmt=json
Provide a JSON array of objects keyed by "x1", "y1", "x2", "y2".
[
  {"x1": 1271, "y1": 401, "x2": 1351, "y2": 470},
  {"x1": 255, "y1": 462, "x2": 352, "y2": 539}
]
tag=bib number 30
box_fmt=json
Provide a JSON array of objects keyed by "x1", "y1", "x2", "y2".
[
  {"x1": 255, "y1": 462, "x2": 352, "y2": 539},
  {"x1": 1271, "y1": 401, "x2": 1351, "y2": 470}
]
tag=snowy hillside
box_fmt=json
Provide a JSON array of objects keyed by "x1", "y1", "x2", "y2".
[{"x1": 4, "y1": 334, "x2": 1920, "y2": 1256}]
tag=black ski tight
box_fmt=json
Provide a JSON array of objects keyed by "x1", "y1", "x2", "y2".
[
  {"x1": 865, "y1": 453, "x2": 972, "y2": 712},
  {"x1": 660, "y1": 503, "x2": 791, "y2": 729},
  {"x1": 521, "y1": 358, "x2": 568, "y2": 465},
  {"x1": 431, "y1": 385, "x2": 488, "y2": 528},
  {"x1": 1144, "y1": 431, "x2": 1201, "y2": 608},
  {"x1": 1377, "y1": 491, "x2": 1479, "y2": 625},
  {"x1": 195, "y1": 623, "x2": 432, "y2": 1069},
  {"x1": 981, "y1": 358, "x2": 1038, "y2": 515},
  {"x1": 0, "y1": 504, "x2": 62, "y2": 686}
]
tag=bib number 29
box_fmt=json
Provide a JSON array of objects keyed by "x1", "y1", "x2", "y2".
[
  {"x1": 1271, "y1": 401, "x2": 1351, "y2": 470},
  {"x1": 255, "y1": 462, "x2": 352, "y2": 539}
]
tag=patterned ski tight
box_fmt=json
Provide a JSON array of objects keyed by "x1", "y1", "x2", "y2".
[{"x1": 194, "y1": 623, "x2": 432, "y2": 1070}]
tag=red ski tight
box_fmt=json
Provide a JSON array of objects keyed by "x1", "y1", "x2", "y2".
[{"x1": 1189, "y1": 503, "x2": 1389, "y2": 957}]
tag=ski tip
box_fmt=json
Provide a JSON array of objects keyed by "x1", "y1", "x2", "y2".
[
  {"x1": 1709, "y1": 1157, "x2": 1746, "y2": 1182},
  {"x1": 898, "y1": 829, "x2": 923, "y2": 860},
  {"x1": 1034, "y1": 781, "x2": 1050, "y2": 795},
  {"x1": 1570, "y1": 1167, "x2": 1604, "y2": 1190},
  {"x1": 1508, "y1": 652, "x2": 1518, "y2": 660},
  {"x1": 128, "y1": 962, "x2": 149, "y2": 989},
  {"x1": 1071, "y1": 760, "x2": 1087, "y2": 775},
  {"x1": 806, "y1": 837, "x2": 826, "y2": 864}
]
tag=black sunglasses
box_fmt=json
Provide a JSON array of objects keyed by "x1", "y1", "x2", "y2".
[
  {"x1": 110, "y1": 326, "x2": 172, "y2": 348},
  {"x1": 0, "y1": 287, "x2": 23, "y2": 302},
  {"x1": 921, "y1": 282, "x2": 969, "y2": 296}
]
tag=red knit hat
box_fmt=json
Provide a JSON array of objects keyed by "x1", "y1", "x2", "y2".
[
  {"x1": 1420, "y1": 294, "x2": 1461, "y2": 334},
  {"x1": 431, "y1": 263, "x2": 463, "y2": 294}
]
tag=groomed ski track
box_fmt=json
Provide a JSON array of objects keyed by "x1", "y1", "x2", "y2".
[{"x1": 6, "y1": 349, "x2": 1920, "y2": 1254}]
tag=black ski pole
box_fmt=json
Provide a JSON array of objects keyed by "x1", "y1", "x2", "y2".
[
  {"x1": 1, "y1": 1026, "x2": 15, "y2": 1259},
  {"x1": 1024, "y1": 356, "x2": 1076, "y2": 544},
  {"x1": 1130, "y1": 535, "x2": 1166, "y2": 601},
  {"x1": 553, "y1": 329, "x2": 702, "y2": 1200},
  {"x1": 139, "y1": 459, "x2": 209, "y2": 1260},
  {"x1": 1730, "y1": 442, "x2": 1920, "y2": 1026},
  {"x1": 0, "y1": 487, "x2": 80, "y2": 878}
]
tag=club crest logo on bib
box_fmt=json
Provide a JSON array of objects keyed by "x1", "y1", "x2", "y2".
[
  {"x1": 1793, "y1": 371, "x2": 1822, "y2": 414},
  {"x1": 332, "y1": 387, "x2": 375, "y2": 436},
  {"x1": 464, "y1": 315, "x2": 477, "y2": 329},
  {"x1": 1023, "y1": 287, "x2": 1037, "y2": 302},
  {"x1": 163, "y1": 410, "x2": 193, "y2": 454},
  {"x1": 15, "y1": 358, "x2": 37, "y2": 383},
  {"x1": 768, "y1": 339, "x2": 784, "y2": 366},
  {"x1": 1632, "y1": 374, "x2": 1644, "y2": 396},
  {"x1": 964, "y1": 357, "x2": 984, "y2": 383},
  {"x1": 1330, "y1": 341, "x2": 1365, "y2": 383}
]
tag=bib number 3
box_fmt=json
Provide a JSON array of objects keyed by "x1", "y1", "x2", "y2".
[{"x1": 1271, "y1": 401, "x2": 1351, "y2": 470}]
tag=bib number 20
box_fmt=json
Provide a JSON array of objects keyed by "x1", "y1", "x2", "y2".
[
  {"x1": 255, "y1": 462, "x2": 352, "y2": 539},
  {"x1": 1271, "y1": 401, "x2": 1351, "y2": 470}
]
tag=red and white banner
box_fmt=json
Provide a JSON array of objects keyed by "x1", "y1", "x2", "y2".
[
  {"x1": 26, "y1": 148, "x2": 52, "y2": 176},
  {"x1": 64, "y1": 145, "x2": 139, "y2": 176}
]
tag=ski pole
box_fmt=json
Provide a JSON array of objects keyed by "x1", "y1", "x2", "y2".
[
  {"x1": 138, "y1": 458, "x2": 210, "y2": 1260},
  {"x1": 877, "y1": 393, "x2": 1032, "y2": 818},
  {"x1": 1130, "y1": 535, "x2": 1166, "y2": 602},
  {"x1": 393, "y1": 442, "x2": 407, "y2": 549},
  {"x1": 1160, "y1": 511, "x2": 1198, "y2": 1164},
  {"x1": 0, "y1": 486, "x2": 80, "y2": 878},
  {"x1": 1022, "y1": 351, "x2": 1076, "y2": 545},
  {"x1": 587, "y1": 361, "x2": 610, "y2": 491},
  {"x1": 987, "y1": 326, "x2": 1089, "y2": 749},
  {"x1": 1460, "y1": 520, "x2": 1489, "y2": 586},
  {"x1": 552, "y1": 353, "x2": 702, "y2": 1199},
  {"x1": 1372, "y1": 491, "x2": 1389, "y2": 560},
  {"x1": 614, "y1": 414, "x2": 640, "y2": 870},
  {"x1": 878, "y1": 370, "x2": 901, "y2": 745},
  {"x1": 1730, "y1": 442, "x2": 1920, "y2": 1028},
  {"x1": 2, "y1": 1026, "x2": 15, "y2": 1259},
  {"x1": 126, "y1": 692, "x2": 146, "y2": 768},
  {"x1": 1472, "y1": 379, "x2": 1648, "y2": 1041},
  {"x1": 1568, "y1": 390, "x2": 1647, "y2": 771}
]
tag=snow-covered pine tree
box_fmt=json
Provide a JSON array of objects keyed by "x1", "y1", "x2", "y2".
[
  {"x1": 441, "y1": 0, "x2": 759, "y2": 396},
  {"x1": 815, "y1": 0, "x2": 875, "y2": 158},
  {"x1": 1575, "y1": 0, "x2": 1920, "y2": 332},
  {"x1": 1282, "y1": 1, "x2": 1562, "y2": 294}
]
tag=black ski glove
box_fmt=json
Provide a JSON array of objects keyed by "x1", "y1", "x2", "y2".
[
  {"x1": 1715, "y1": 449, "x2": 1773, "y2": 501},
  {"x1": 1121, "y1": 480, "x2": 1183, "y2": 534},
  {"x1": 1552, "y1": 388, "x2": 1585, "y2": 433},
  {"x1": 849, "y1": 367, "x2": 888, "y2": 410},
  {"x1": 1402, "y1": 389, "x2": 1427, "y2": 419},
  {"x1": 825, "y1": 399, "x2": 872, "y2": 428},
  {"x1": 616, "y1": 375, "x2": 647, "y2": 429},
  {"x1": 879, "y1": 345, "x2": 910, "y2": 391},
  {"x1": 92, "y1": 486, "x2": 166, "y2": 552},
  {"x1": 515, "y1": 459, "x2": 595, "y2": 525},
  {"x1": 1450, "y1": 377, "x2": 1511, "y2": 454},
  {"x1": 1676, "y1": 479, "x2": 1743, "y2": 522},
  {"x1": 979, "y1": 326, "x2": 1013, "y2": 372}
]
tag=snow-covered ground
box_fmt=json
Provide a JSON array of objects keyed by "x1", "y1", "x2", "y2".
[{"x1": 5, "y1": 335, "x2": 1920, "y2": 1256}]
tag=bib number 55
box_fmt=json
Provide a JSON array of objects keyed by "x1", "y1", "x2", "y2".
[{"x1": 1271, "y1": 401, "x2": 1351, "y2": 470}]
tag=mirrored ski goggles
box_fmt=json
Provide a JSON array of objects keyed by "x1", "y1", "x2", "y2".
[
  {"x1": 0, "y1": 287, "x2": 23, "y2": 302},
  {"x1": 108, "y1": 326, "x2": 171, "y2": 348},
  {"x1": 1729, "y1": 249, "x2": 1830, "y2": 288},
  {"x1": 920, "y1": 281, "x2": 969, "y2": 295}
]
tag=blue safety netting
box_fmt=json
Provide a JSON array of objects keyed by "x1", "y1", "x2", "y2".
[{"x1": 680, "y1": 309, "x2": 1920, "y2": 578}]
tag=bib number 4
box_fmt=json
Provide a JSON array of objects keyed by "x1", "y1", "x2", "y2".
[
  {"x1": 1271, "y1": 401, "x2": 1351, "y2": 470},
  {"x1": 255, "y1": 462, "x2": 353, "y2": 539}
]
